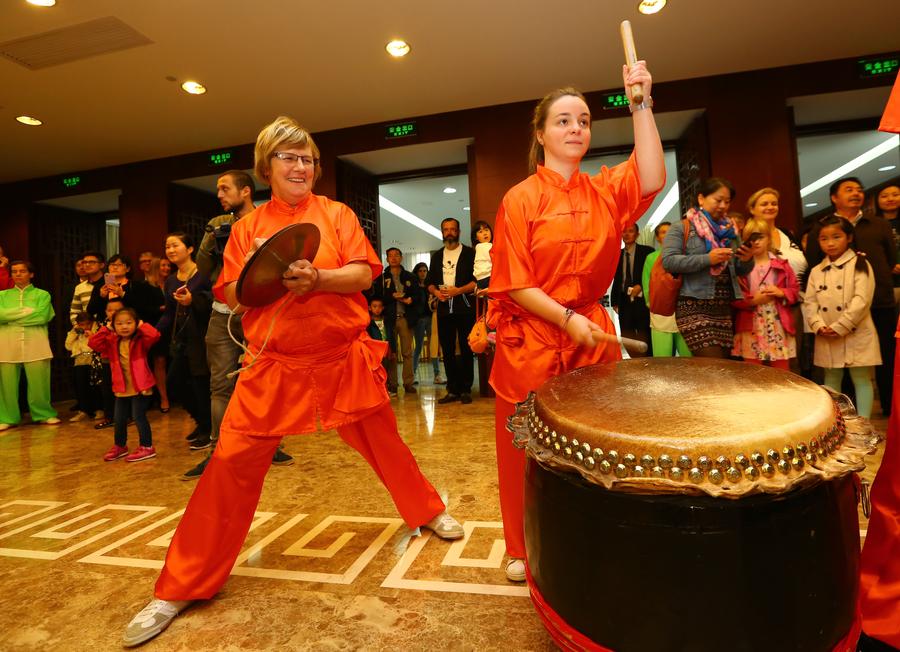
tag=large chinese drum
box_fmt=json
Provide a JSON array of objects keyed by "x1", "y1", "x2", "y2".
[{"x1": 512, "y1": 358, "x2": 874, "y2": 652}]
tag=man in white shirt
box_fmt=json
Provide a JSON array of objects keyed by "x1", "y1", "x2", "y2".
[{"x1": 425, "y1": 218, "x2": 478, "y2": 404}]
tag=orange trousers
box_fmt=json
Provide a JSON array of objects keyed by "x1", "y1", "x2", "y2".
[
  {"x1": 155, "y1": 403, "x2": 445, "y2": 600},
  {"x1": 859, "y1": 337, "x2": 900, "y2": 648},
  {"x1": 495, "y1": 397, "x2": 526, "y2": 559}
]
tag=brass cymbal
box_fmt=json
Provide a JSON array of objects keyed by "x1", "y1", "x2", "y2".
[{"x1": 236, "y1": 222, "x2": 321, "y2": 307}]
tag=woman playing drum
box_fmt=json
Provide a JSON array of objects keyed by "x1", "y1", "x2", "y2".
[{"x1": 489, "y1": 62, "x2": 665, "y2": 581}]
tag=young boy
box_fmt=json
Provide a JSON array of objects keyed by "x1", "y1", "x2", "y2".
[
  {"x1": 65, "y1": 311, "x2": 99, "y2": 421},
  {"x1": 367, "y1": 297, "x2": 396, "y2": 397}
]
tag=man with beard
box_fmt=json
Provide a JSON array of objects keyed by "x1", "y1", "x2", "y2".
[
  {"x1": 804, "y1": 177, "x2": 897, "y2": 416},
  {"x1": 182, "y1": 170, "x2": 293, "y2": 479},
  {"x1": 425, "y1": 218, "x2": 477, "y2": 404}
]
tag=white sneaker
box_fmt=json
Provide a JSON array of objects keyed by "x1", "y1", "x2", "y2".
[
  {"x1": 123, "y1": 599, "x2": 193, "y2": 647},
  {"x1": 43, "y1": 417, "x2": 61, "y2": 425},
  {"x1": 506, "y1": 558, "x2": 526, "y2": 582},
  {"x1": 423, "y1": 511, "x2": 464, "y2": 540},
  {"x1": 433, "y1": 375, "x2": 446, "y2": 385},
  {"x1": 69, "y1": 411, "x2": 89, "y2": 422}
]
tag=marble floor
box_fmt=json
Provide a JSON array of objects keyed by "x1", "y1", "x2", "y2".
[{"x1": 0, "y1": 367, "x2": 888, "y2": 652}]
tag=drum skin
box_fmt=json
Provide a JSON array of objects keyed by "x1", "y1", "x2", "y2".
[{"x1": 524, "y1": 458, "x2": 860, "y2": 652}]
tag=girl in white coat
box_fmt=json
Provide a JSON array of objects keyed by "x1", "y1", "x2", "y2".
[{"x1": 805, "y1": 216, "x2": 881, "y2": 418}]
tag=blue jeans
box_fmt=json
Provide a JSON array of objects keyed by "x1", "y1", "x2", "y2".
[
  {"x1": 114, "y1": 394, "x2": 152, "y2": 448},
  {"x1": 412, "y1": 315, "x2": 440, "y2": 376}
]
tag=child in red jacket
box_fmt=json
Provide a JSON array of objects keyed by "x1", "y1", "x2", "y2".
[
  {"x1": 89, "y1": 307, "x2": 161, "y2": 462},
  {"x1": 731, "y1": 219, "x2": 800, "y2": 369}
]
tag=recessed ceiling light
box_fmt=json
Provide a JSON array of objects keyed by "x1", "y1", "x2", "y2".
[
  {"x1": 16, "y1": 115, "x2": 42, "y2": 126},
  {"x1": 879, "y1": 165, "x2": 897, "y2": 172},
  {"x1": 638, "y1": 0, "x2": 666, "y2": 15},
  {"x1": 443, "y1": 187, "x2": 457, "y2": 194},
  {"x1": 386, "y1": 40, "x2": 410, "y2": 57},
  {"x1": 181, "y1": 80, "x2": 207, "y2": 95},
  {"x1": 463, "y1": 206, "x2": 470, "y2": 211},
  {"x1": 27, "y1": 0, "x2": 56, "y2": 6},
  {"x1": 805, "y1": 202, "x2": 819, "y2": 207}
]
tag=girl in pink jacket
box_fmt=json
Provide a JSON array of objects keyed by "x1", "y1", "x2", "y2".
[
  {"x1": 89, "y1": 307, "x2": 161, "y2": 462},
  {"x1": 731, "y1": 219, "x2": 800, "y2": 369}
]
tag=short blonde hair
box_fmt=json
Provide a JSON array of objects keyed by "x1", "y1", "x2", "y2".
[
  {"x1": 254, "y1": 116, "x2": 322, "y2": 186},
  {"x1": 746, "y1": 187, "x2": 780, "y2": 214},
  {"x1": 742, "y1": 218, "x2": 781, "y2": 254}
]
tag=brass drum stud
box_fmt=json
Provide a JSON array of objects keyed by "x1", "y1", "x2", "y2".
[
  {"x1": 735, "y1": 454, "x2": 750, "y2": 469},
  {"x1": 796, "y1": 443, "x2": 808, "y2": 455},
  {"x1": 669, "y1": 467, "x2": 684, "y2": 481},
  {"x1": 659, "y1": 454, "x2": 674, "y2": 469},
  {"x1": 767, "y1": 449, "x2": 780, "y2": 463},
  {"x1": 751, "y1": 452, "x2": 765, "y2": 466},
  {"x1": 761, "y1": 463, "x2": 775, "y2": 477},
  {"x1": 715, "y1": 456, "x2": 730, "y2": 471},
  {"x1": 582, "y1": 442, "x2": 592, "y2": 456},
  {"x1": 708, "y1": 469, "x2": 724, "y2": 484},
  {"x1": 584, "y1": 456, "x2": 596, "y2": 470},
  {"x1": 553, "y1": 442, "x2": 561, "y2": 454},
  {"x1": 623, "y1": 453, "x2": 637, "y2": 467},
  {"x1": 541, "y1": 436, "x2": 550, "y2": 448},
  {"x1": 641, "y1": 454, "x2": 655, "y2": 468},
  {"x1": 550, "y1": 430, "x2": 558, "y2": 441},
  {"x1": 614, "y1": 464, "x2": 629, "y2": 478},
  {"x1": 745, "y1": 466, "x2": 760, "y2": 481},
  {"x1": 560, "y1": 435, "x2": 569, "y2": 446},
  {"x1": 563, "y1": 446, "x2": 573, "y2": 459},
  {"x1": 688, "y1": 468, "x2": 704, "y2": 484},
  {"x1": 805, "y1": 453, "x2": 817, "y2": 463},
  {"x1": 600, "y1": 460, "x2": 612, "y2": 475},
  {"x1": 607, "y1": 450, "x2": 620, "y2": 465},
  {"x1": 651, "y1": 466, "x2": 665, "y2": 478},
  {"x1": 726, "y1": 467, "x2": 742, "y2": 482},
  {"x1": 677, "y1": 455, "x2": 693, "y2": 470},
  {"x1": 791, "y1": 457, "x2": 804, "y2": 471},
  {"x1": 698, "y1": 456, "x2": 712, "y2": 471},
  {"x1": 633, "y1": 465, "x2": 646, "y2": 477},
  {"x1": 777, "y1": 459, "x2": 791, "y2": 474},
  {"x1": 571, "y1": 438, "x2": 580, "y2": 450},
  {"x1": 575, "y1": 451, "x2": 584, "y2": 464},
  {"x1": 810, "y1": 439, "x2": 819, "y2": 452},
  {"x1": 592, "y1": 448, "x2": 605, "y2": 461},
  {"x1": 782, "y1": 446, "x2": 795, "y2": 459}
]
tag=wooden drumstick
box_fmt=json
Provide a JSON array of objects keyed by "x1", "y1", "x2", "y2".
[
  {"x1": 620, "y1": 20, "x2": 644, "y2": 105},
  {"x1": 592, "y1": 329, "x2": 649, "y2": 354}
]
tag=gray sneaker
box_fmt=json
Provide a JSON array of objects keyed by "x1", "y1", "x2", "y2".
[
  {"x1": 423, "y1": 511, "x2": 464, "y2": 540},
  {"x1": 271, "y1": 448, "x2": 294, "y2": 466},
  {"x1": 123, "y1": 599, "x2": 192, "y2": 647}
]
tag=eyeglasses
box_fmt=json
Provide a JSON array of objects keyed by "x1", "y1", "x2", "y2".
[
  {"x1": 83, "y1": 259, "x2": 101, "y2": 265},
  {"x1": 108, "y1": 261, "x2": 126, "y2": 267},
  {"x1": 272, "y1": 151, "x2": 318, "y2": 167}
]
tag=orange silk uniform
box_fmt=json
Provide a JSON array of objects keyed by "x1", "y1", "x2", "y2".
[
  {"x1": 155, "y1": 193, "x2": 445, "y2": 601},
  {"x1": 489, "y1": 156, "x2": 658, "y2": 558},
  {"x1": 219, "y1": 193, "x2": 388, "y2": 436}
]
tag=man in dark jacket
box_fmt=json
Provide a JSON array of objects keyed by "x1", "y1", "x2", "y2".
[
  {"x1": 611, "y1": 224, "x2": 654, "y2": 356},
  {"x1": 373, "y1": 248, "x2": 421, "y2": 395},
  {"x1": 804, "y1": 177, "x2": 897, "y2": 415},
  {"x1": 425, "y1": 218, "x2": 477, "y2": 404}
]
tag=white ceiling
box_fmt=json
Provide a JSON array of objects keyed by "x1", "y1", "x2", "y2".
[{"x1": 2, "y1": 0, "x2": 898, "y2": 184}]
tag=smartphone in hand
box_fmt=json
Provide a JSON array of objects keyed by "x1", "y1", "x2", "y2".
[{"x1": 104, "y1": 273, "x2": 116, "y2": 286}]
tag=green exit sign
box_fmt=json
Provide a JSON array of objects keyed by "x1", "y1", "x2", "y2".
[
  {"x1": 386, "y1": 121, "x2": 417, "y2": 139},
  {"x1": 209, "y1": 151, "x2": 233, "y2": 165},
  {"x1": 62, "y1": 175, "x2": 81, "y2": 188},
  {"x1": 602, "y1": 92, "x2": 630, "y2": 110},
  {"x1": 858, "y1": 56, "x2": 899, "y2": 79}
]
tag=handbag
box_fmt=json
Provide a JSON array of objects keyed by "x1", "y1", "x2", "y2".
[
  {"x1": 467, "y1": 295, "x2": 490, "y2": 354},
  {"x1": 648, "y1": 218, "x2": 690, "y2": 317}
]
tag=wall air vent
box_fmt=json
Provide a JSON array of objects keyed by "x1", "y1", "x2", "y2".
[{"x1": 0, "y1": 16, "x2": 152, "y2": 70}]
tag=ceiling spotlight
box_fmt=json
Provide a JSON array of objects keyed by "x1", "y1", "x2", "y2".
[
  {"x1": 386, "y1": 40, "x2": 411, "y2": 57},
  {"x1": 443, "y1": 187, "x2": 457, "y2": 194},
  {"x1": 181, "y1": 80, "x2": 207, "y2": 95},
  {"x1": 638, "y1": 0, "x2": 666, "y2": 14},
  {"x1": 804, "y1": 202, "x2": 819, "y2": 207},
  {"x1": 16, "y1": 115, "x2": 42, "y2": 126},
  {"x1": 878, "y1": 165, "x2": 897, "y2": 172},
  {"x1": 27, "y1": 0, "x2": 56, "y2": 6}
]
